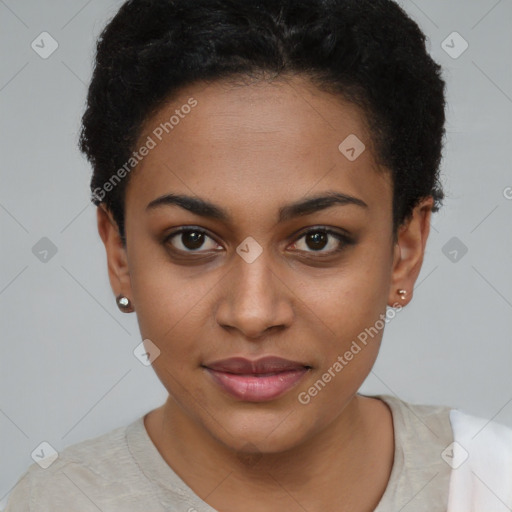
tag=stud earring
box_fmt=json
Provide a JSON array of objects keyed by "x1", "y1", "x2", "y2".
[
  {"x1": 116, "y1": 294, "x2": 134, "y2": 313},
  {"x1": 397, "y1": 289, "x2": 407, "y2": 301}
]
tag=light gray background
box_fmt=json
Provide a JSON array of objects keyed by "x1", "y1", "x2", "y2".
[{"x1": 1, "y1": 0, "x2": 511, "y2": 506}]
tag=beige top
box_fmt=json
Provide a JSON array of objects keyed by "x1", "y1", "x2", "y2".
[{"x1": 4, "y1": 393, "x2": 454, "y2": 511}]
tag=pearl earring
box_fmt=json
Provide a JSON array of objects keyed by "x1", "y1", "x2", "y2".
[{"x1": 116, "y1": 294, "x2": 134, "y2": 313}]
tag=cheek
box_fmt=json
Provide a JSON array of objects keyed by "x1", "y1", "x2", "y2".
[
  {"x1": 292, "y1": 252, "x2": 391, "y2": 338},
  {"x1": 289, "y1": 248, "x2": 392, "y2": 392},
  {"x1": 130, "y1": 261, "x2": 210, "y2": 401},
  {"x1": 127, "y1": 240, "x2": 214, "y2": 345}
]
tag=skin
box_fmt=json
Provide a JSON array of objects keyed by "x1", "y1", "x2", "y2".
[{"x1": 97, "y1": 75, "x2": 433, "y2": 512}]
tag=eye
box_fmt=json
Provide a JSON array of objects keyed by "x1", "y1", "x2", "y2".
[
  {"x1": 288, "y1": 227, "x2": 352, "y2": 255},
  {"x1": 163, "y1": 226, "x2": 353, "y2": 257},
  {"x1": 164, "y1": 227, "x2": 222, "y2": 253}
]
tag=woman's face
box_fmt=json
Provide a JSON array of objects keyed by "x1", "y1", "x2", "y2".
[{"x1": 100, "y1": 75, "x2": 429, "y2": 453}]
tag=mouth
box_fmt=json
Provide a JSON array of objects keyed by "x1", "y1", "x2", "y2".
[{"x1": 202, "y1": 356, "x2": 312, "y2": 402}]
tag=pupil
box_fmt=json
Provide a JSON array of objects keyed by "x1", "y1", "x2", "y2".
[
  {"x1": 183, "y1": 231, "x2": 204, "y2": 249},
  {"x1": 306, "y1": 231, "x2": 327, "y2": 250}
]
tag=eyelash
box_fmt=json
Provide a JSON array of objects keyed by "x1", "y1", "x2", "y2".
[{"x1": 163, "y1": 226, "x2": 353, "y2": 257}]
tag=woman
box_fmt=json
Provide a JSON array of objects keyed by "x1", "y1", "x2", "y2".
[{"x1": 6, "y1": 0, "x2": 512, "y2": 510}]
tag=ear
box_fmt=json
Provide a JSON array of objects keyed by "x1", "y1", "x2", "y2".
[
  {"x1": 96, "y1": 205, "x2": 133, "y2": 304},
  {"x1": 387, "y1": 196, "x2": 433, "y2": 307}
]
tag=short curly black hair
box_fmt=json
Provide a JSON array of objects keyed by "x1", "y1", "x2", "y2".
[{"x1": 79, "y1": 0, "x2": 446, "y2": 245}]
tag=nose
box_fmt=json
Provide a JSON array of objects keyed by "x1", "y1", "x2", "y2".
[{"x1": 214, "y1": 250, "x2": 294, "y2": 339}]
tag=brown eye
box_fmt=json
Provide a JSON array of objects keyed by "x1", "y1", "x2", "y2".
[
  {"x1": 165, "y1": 228, "x2": 221, "y2": 253},
  {"x1": 290, "y1": 228, "x2": 352, "y2": 255},
  {"x1": 180, "y1": 230, "x2": 205, "y2": 250},
  {"x1": 305, "y1": 231, "x2": 328, "y2": 251}
]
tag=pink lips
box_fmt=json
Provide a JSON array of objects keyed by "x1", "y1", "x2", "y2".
[{"x1": 203, "y1": 356, "x2": 311, "y2": 402}]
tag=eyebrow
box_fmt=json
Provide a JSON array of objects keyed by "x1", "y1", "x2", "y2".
[{"x1": 146, "y1": 191, "x2": 368, "y2": 223}]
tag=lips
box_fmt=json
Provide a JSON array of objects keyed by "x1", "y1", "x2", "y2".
[
  {"x1": 205, "y1": 356, "x2": 310, "y2": 374},
  {"x1": 203, "y1": 356, "x2": 311, "y2": 402}
]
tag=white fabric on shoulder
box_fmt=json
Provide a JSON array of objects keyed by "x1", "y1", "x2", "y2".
[{"x1": 447, "y1": 408, "x2": 512, "y2": 511}]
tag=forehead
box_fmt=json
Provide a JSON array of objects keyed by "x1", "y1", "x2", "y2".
[{"x1": 125, "y1": 75, "x2": 392, "y2": 218}]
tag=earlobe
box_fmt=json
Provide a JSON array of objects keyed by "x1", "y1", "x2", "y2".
[
  {"x1": 96, "y1": 205, "x2": 133, "y2": 307},
  {"x1": 387, "y1": 197, "x2": 433, "y2": 307}
]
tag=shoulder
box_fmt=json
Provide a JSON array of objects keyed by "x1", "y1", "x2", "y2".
[
  {"x1": 4, "y1": 418, "x2": 154, "y2": 512},
  {"x1": 367, "y1": 393, "x2": 454, "y2": 444},
  {"x1": 447, "y1": 408, "x2": 512, "y2": 510},
  {"x1": 369, "y1": 394, "x2": 512, "y2": 508}
]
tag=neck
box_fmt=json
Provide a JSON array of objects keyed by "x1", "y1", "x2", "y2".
[{"x1": 144, "y1": 394, "x2": 393, "y2": 512}]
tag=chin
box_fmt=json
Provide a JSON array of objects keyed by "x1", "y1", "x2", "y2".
[{"x1": 203, "y1": 407, "x2": 314, "y2": 455}]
